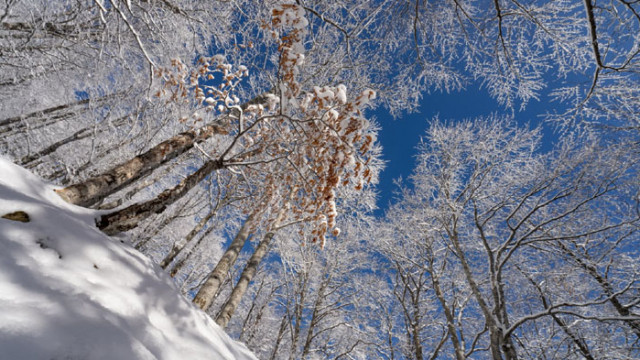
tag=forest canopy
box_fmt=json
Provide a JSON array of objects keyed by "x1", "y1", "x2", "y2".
[{"x1": 1, "y1": 0, "x2": 639, "y2": 358}]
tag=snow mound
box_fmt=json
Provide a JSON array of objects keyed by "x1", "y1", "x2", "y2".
[{"x1": 0, "y1": 157, "x2": 256, "y2": 360}]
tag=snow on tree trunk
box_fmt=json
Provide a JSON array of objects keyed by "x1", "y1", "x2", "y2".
[
  {"x1": 193, "y1": 213, "x2": 255, "y2": 311},
  {"x1": 429, "y1": 260, "x2": 465, "y2": 360},
  {"x1": 215, "y1": 199, "x2": 289, "y2": 327},
  {"x1": 216, "y1": 231, "x2": 275, "y2": 328}
]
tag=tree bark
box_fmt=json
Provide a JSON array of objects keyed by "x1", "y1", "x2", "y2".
[
  {"x1": 55, "y1": 91, "x2": 272, "y2": 207},
  {"x1": 216, "y1": 231, "x2": 275, "y2": 328},
  {"x1": 239, "y1": 277, "x2": 267, "y2": 341},
  {"x1": 101, "y1": 161, "x2": 175, "y2": 212},
  {"x1": 215, "y1": 205, "x2": 287, "y2": 327},
  {"x1": 132, "y1": 191, "x2": 196, "y2": 251},
  {"x1": 56, "y1": 122, "x2": 228, "y2": 207},
  {"x1": 394, "y1": 266, "x2": 425, "y2": 360},
  {"x1": 192, "y1": 213, "x2": 255, "y2": 311},
  {"x1": 289, "y1": 273, "x2": 309, "y2": 360},
  {"x1": 411, "y1": 309, "x2": 424, "y2": 360},
  {"x1": 96, "y1": 158, "x2": 225, "y2": 235},
  {"x1": 0, "y1": 93, "x2": 119, "y2": 129}
]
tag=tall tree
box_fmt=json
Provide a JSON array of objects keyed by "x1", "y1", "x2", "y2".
[
  {"x1": 215, "y1": 202, "x2": 289, "y2": 328},
  {"x1": 379, "y1": 117, "x2": 640, "y2": 359},
  {"x1": 3, "y1": 1, "x2": 640, "y2": 358}
]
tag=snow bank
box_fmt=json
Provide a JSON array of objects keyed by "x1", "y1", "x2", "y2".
[{"x1": 0, "y1": 157, "x2": 256, "y2": 360}]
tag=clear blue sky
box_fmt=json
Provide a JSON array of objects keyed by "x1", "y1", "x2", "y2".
[{"x1": 374, "y1": 84, "x2": 556, "y2": 215}]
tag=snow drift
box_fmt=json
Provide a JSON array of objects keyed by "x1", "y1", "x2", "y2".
[{"x1": 0, "y1": 157, "x2": 256, "y2": 360}]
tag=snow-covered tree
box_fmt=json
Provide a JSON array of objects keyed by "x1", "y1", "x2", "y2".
[
  {"x1": 3, "y1": 1, "x2": 640, "y2": 358},
  {"x1": 379, "y1": 117, "x2": 640, "y2": 359}
]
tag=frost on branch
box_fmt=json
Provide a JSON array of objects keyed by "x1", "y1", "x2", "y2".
[
  {"x1": 153, "y1": 56, "x2": 249, "y2": 127},
  {"x1": 147, "y1": 2, "x2": 378, "y2": 249},
  {"x1": 227, "y1": 83, "x2": 377, "y2": 248},
  {"x1": 270, "y1": 3, "x2": 309, "y2": 101},
  {"x1": 267, "y1": 4, "x2": 378, "y2": 248}
]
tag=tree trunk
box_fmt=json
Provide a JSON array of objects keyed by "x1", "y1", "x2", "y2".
[
  {"x1": 301, "y1": 275, "x2": 329, "y2": 359},
  {"x1": 192, "y1": 213, "x2": 255, "y2": 311},
  {"x1": 216, "y1": 231, "x2": 275, "y2": 328},
  {"x1": 55, "y1": 122, "x2": 227, "y2": 207},
  {"x1": 169, "y1": 193, "x2": 234, "y2": 277},
  {"x1": 411, "y1": 317, "x2": 424, "y2": 360},
  {"x1": 268, "y1": 315, "x2": 290, "y2": 360},
  {"x1": 0, "y1": 92, "x2": 119, "y2": 130},
  {"x1": 215, "y1": 205, "x2": 287, "y2": 327},
  {"x1": 448, "y1": 229, "x2": 515, "y2": 360},
  {"x1": 239, "y1": 277, "x2": 267, "y2": 341},
  {"x1": 428, "y1": 257, "x2": 465, "y2": 360},
  {"x1": 242, "y1": 282, "x2": 279, "y2": 345},
  {"x1": 100, "y1": 149, "x2": 186, "y2": 212},
  {"x1": 289, "y1": 273, "x2": 309, "y2": 360},
  {"x1": 169, "y1": 226, "x2": 213, "y2": 277},
  {"x1": 160, "y1": 205, "x2": 219, "y2": 269},
  {"x1": 55, "y1": 91, "x2": 271, "y2": 207},
  {"x1": 132, "y1": 191, "x2": 196, "y2": 251},
  {"x1": 540, "y1": 285, "x2": 594, "y2": 359},
  {"x1": 394, "y1": 267, "x2": 425, "y2": 360},
  {"x1": 19, "y1": 114, "x2": 130, "y2": 166},
  {"x1": 19, "y1": 127, "x2": 92, "y2": 165},
  {"x1": 96, "y1": 158, "x2": 225, "y2": 235}
]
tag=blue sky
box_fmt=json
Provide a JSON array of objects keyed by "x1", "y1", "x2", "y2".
[{"x1": 374, "y1": 83, "x2": 556, "y2": 215}]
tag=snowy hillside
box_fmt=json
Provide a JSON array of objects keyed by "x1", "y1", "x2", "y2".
[{"x1": 0, "y1": 157, "x2": 256, "y2": 360}]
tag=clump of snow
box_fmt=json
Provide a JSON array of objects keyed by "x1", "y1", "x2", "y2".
[
  {"x1": 355, "y1": 89, "x2": 376, "y2": 107},
  {"x1": 335, "y1": 84, "x2": 347, "y2": 105},
  {"x1": 0, "y1": 156, "x2": 257, "y2": 360},
  {"x1": 272, "y1": 3, "x2": 308, "y2": 30}
]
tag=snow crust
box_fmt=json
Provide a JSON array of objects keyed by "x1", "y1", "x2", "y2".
[{"x1": 0, "y1": 156, "x2": 257, "y2": 360}]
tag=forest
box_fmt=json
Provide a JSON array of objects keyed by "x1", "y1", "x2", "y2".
[{"x1": 1, "y1": 0, "x2": 639, "y2": 359}]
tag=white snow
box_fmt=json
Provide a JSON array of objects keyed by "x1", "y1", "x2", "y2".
[
  {"x1": 0, "y1": 156, "x2": 257, "y2": 360},
  {"x1": 335, "y1": 84, "x2": 347, "y2": 105}
]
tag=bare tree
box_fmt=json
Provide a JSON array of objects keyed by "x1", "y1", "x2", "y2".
[{"x1": 379, "y1": 117, "x2": 640, "y2": 359}]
